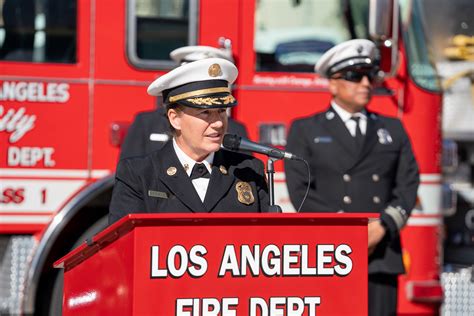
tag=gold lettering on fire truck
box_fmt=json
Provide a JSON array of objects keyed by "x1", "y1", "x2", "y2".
[
  {"x1": 0, "y1": 81, "x2": 70, "y2": 103},
  {"x1": 1, "y1": 105, "x2": 56, "y2": 167},
  {"x1": 0, "y1": 106, "x2": 36, "y2": 143},
  {"x1": 8, "y1": 146, "x2": 55, "y2": 167}
]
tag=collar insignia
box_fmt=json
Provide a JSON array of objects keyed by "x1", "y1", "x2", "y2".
[
  {"x1": 219, "y1": 165, "x2": 228, "y2": 175},
  {"x1": 167, "y1": 166, "x2": 177, "y2": 176}
]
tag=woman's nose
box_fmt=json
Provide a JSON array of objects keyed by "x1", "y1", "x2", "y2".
[{"x1": 210, "y1": 112, "x2": 225, "y2": 128}]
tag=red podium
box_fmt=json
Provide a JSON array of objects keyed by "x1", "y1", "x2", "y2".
[{"x1": 55, "y1": 213, "x2": 371, "y2": 316}]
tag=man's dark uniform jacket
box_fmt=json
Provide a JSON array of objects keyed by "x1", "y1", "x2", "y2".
[
  {"x1": 110, "y1": 141, "x2": 269, "y2": 224},
  {"x1": 120, "y1": 107, "x2": 249, "y2": 160},
  {"x1": 284, "y1": 106, "x2": 419, "y2": 275}
]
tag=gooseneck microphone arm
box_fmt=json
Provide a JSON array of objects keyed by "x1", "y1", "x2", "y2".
[{"x1": 266, "y1": 158, "x2": 282, "y2": 213}]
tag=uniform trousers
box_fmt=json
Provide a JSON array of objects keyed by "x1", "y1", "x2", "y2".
[{"x1": 368, "y1": 273, "x2": 398, "y2": 316}]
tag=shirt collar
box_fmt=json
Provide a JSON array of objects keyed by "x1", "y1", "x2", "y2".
[
  {"x1": 331, "y1": 101, "x2": 367, "y2": 122},
  {"x1": 173, "y1": 138, "x2": 214, "y2": 176}
]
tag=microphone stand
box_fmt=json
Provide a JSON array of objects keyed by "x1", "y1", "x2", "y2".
[{"x1": 266, "y1": 158, "x2": 282, "y2": 213}]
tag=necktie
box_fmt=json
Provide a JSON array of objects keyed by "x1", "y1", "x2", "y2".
[
  {"x1": 351, "y1": 116, "x2": 364, "y2": 148},
  {"x1": 190, "y1": 163, "x2": 210, "y2": 180}
]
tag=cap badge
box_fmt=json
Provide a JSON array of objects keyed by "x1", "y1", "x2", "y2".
[
  {"x1": 236, "y1": 181, "x2": 254, "y2": 205},
  {"x1": 167, "y1": 166, "x2": 177, "y2": 176},
  {"x1": 219, "y1": 165, "x2": 228, "y2": 175},
  {"x1": 377, "y1": 128, "x2": 393, "y2": 144},
  {"x1": 357, "y1": 45, "x2": 363, "y2": 54},
  {"x1": 208, "y1": 63, "x2": 222, "y2": 77}
]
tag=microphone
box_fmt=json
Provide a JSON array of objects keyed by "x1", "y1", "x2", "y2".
[{"x1": 222, "y1": 134, "x2": 303, "y2": 161}]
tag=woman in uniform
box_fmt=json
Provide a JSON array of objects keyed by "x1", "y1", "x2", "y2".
[{"x1": 109, "y1": 58, "x2": 269, "y2": 224}]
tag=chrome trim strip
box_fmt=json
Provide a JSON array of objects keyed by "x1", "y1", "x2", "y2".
[
  {"x1": 237, "y1": 84, "x2": 329, "y2": 93},
  {"x1": 236, "y1": 84, "x2": 394, "y2": 95},
  {"x1": 87, "y1": 0, "x2": 97, "y2": 174},
  {"x1": 0, "y1": 76, "x2": 153, "y2": 87},
  {"x1": 0, "y1": 168, "x2": 110, "y2": 178},
  {"x1": 0, "y1": 76, "x2": 90, "y2": 83}
]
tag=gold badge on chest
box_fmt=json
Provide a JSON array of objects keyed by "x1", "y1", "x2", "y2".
[{"x1": 235, "y1": 181, "x2": 254, "y2": 205}]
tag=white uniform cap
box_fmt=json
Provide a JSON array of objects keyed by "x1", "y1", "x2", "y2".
[
  {"x1": 315, "y1": 39, "x2": 377, "y2": 78},
  {"x1": 170, "y1": 45, "x2": 234, "y2": 64},
  {"x1": 147, "y1": 58, "x2": 238, "y2": 109}
]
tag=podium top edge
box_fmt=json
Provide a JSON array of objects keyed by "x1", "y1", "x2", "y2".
[
  {"x1": 108, "y1": 213, "x2": 377, "y2": 235},
  {"x1": 121, "y1": 212, "x2": 377, "y2": 222},
  {"x1": 54, "y1": 213, "x2": 377, "y2": 269}
]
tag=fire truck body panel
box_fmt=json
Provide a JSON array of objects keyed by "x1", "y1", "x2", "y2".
[{"x1": 0, "y1": 83, "x2": 91, "y2": 233}]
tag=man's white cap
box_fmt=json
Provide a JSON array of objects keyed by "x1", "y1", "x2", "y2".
[
  {"x1": 315, "y1": 39, "x2": 377, "y2": 78},
  {"x1": 147, "y1": 58, "x2": 238, "y2": 109},
  {"x1": 170, "y1": 45, "x2": 234, "y2": 64}
]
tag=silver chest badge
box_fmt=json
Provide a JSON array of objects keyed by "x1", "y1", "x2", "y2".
[{"x1": 377, "y1": 128, "x2": 393, "y2": 144}]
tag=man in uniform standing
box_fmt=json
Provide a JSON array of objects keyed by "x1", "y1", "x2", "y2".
[
  {"x1": 284, "y1": 39, "x2": 419, "y2": 315},
  {"x1": 120, "y1": 45, "x2": 248, "y2": 160}
]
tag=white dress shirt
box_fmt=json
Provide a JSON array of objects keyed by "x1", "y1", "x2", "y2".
[
  {"x1": 331, "y1": 101, "x2": 367, "y2": 136},
  {"x1": 173, "y1": 138, "x2": 214, "y2": 202}
]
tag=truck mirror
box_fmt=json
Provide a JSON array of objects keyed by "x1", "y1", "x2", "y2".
[
  {"x1": 369, "y1": 0, "x2": 394, "y2": 41},
  {"x1": 369, "y1": 0, "x2": 399, "y2": 77}
]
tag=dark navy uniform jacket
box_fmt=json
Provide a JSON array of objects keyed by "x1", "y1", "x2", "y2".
[
  {"x1": 120, "y1": 107, "x2": 249, "y2": 160},
  {"x1": 284, "y1": 106, "x2": 419, "y2": 275},
  {"x1": 119, "y1": 107, "x2": 169, "y2": 160},
  {"x1": 110, "y1": 141, "x2": 269, "y2": 224}
]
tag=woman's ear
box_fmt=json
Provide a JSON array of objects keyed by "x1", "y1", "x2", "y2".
[{"x1": 168, "y1": 108, "x2": 182, "y2": 131}]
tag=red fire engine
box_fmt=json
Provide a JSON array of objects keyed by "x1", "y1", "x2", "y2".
[{"x1": 0, "y1": 0, "x2": 446, "y2": 314}]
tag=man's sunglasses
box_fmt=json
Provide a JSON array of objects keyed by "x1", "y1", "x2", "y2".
[{"x1": 331, "y1": 70, "x2": 380, "y2": 83}]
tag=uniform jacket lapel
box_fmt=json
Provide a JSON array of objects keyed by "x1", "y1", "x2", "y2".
[
  {"x1": 322, "y1": 107, "x2": 357, "y2": 154},
  {"x1": 154, "y1": 142, "x2": 207, "y2": 213},
  {"x1": 350, "y1": 112, "x2": 383, "y2": 169},
  {"x1": 203, "y1": 150, "x2": 235, "y2": 211},
  {"x1": 321, "y1": 107, "x2": 359, "y2": 169}
]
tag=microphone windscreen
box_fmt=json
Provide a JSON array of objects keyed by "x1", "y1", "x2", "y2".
[{"x1": 222, "y1": 134, "x2": 241, "y2": 150}]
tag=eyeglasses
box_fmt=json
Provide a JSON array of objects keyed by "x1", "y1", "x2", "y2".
[{"x1": 331, "y1": 70, "x2": 379, "y2": 83}]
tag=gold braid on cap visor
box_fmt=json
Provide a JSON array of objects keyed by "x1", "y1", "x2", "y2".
[
  {"x1": 186, "y1": 95, "x2": 236, "y2": 106},
  {"x1": 168, "y1": 87, "x2": 231, "y2": 103}
]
